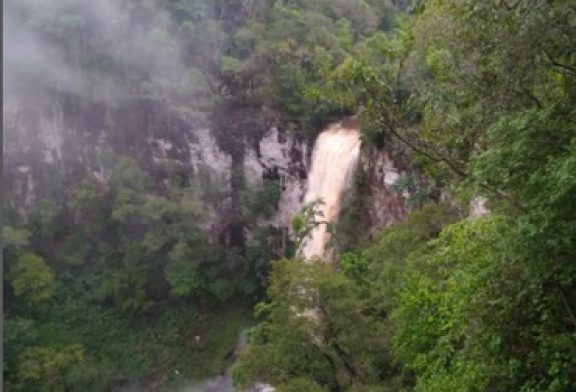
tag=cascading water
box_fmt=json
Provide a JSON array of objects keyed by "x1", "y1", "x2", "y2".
[{"x1": 301, "y1": 120, "x2": 361, "y2": 260}]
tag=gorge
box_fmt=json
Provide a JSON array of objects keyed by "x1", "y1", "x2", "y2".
[
  {"x1": 4, "y1": 1, "x2": 575, "y2": 391},
  {"x1": 3, "y1": 93, "x2": 408, "y2": 391}
]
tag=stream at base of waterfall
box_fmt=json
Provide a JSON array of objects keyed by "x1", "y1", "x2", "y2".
[{"x1": 119, "y1": 331, "x2": 273, "y2": 392}]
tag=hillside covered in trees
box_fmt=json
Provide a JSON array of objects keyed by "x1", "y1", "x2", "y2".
[{"x1": 3, "y1": 0, "x2": 576, "y2": 391}]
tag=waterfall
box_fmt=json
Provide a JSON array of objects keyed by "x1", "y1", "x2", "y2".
[{"x1": 301, "y1": 120, "x2": 361, "y2": 260}]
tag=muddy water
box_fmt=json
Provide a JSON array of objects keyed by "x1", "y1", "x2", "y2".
[{"x1": 301, "y1": 122, "x2": 361, "y2": 260}]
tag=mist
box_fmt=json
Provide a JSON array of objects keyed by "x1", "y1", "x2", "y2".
[{"x1": 3, "y1": 0, "x2": 194, "y2": 104}]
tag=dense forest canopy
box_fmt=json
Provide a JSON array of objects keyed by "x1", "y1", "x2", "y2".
[
  {"x1": 3, "y1": 0, "x2": 576, "y2": 391},
  {"x1": 235, "y1": 1, "x2": 576, "y2": 391}
]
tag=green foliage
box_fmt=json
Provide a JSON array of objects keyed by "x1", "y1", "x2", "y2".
[
  {"x1": 3, "y1": 152, "x2": 260, "y2": 390},
  {"x1": 392, "y1": 217, "x2": 513, "y2": 391},
  {"x1": 306, "y1": 6, "x2": 576, "y2": 389},
  {"x1": 392, "y1": 215, "x2": 576, "y2": 392},
  {"x1": 470, "y1": 105, "x2": 576, "y2": 215},
  {"x1": 276, "y1": 377, "x2": 328, "y2": 392},
  {"x1": 245, "y1": 225, "x2": 293, "y2": 292},
  {"x1": 4, "y1": 301, "x2": 253, "y2": 392},
  {"x1": 179, "y1": 304, "x2": 254, "y2": 379},
  {"x1": 390, "y1": 172, "x2": 429, "y2": 207},
  {"x1": 233, "y1": 259, "x2": 401, "y2": 391},
  {"x1": 28, "y1": 199, "x2": 60, "y2": 241},
  {"x1": 240, "y1": 173, "x2": 576, "y2": 390},
  {"x1": 7, "y1": 1, "x2": 576, "y2": 391},
  {"x1": 326, "y1": 0, "x2": 575, "y2": 190},
  {"x1": 8, "y1": 253, "x2": 56, "y2": 305},
  {"x1": 4, "y1": 317, "x2": 39, "y2": 383},
  {"x1": 344, "y1": 203, "x2": 459, "y2": 330},
  {"x1": 164, "y1": 247, "x2": 202, "y2": 297},
  {"x1": 9, "y1": 0, "x2": 405, "y2": 133},
  {"x1": 328, "y1": 168, "x2": 372, "y2": 253},
  {"x1": 211, "y1": 0, "x2": 404, "y2": 136},
  {"x1": 3, "y1": 226, "x2": 30, "y2": 260},
  {"x1": 56, "y1": 152, "x2": 253, "y2": 314},
  {"x1": 18, "y1": 345, "x2": 85, "y2": 392},
  {"x1": 291, "y1": 200, "x2": 329, "y2": 254},
  {"x1": 241, "y1": 179, "x2": 281, "y2": 223}
]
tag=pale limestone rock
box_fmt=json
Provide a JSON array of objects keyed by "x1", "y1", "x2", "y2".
[
  {"x1": 188, "y1": 128, "x2": 232, "y2": 187},
  {"x1": 38, "y1": 101, "x2": 65, "y2": 163},
  {"x1": 469, "y1": 196, "x2": 489, "y2": 218}
]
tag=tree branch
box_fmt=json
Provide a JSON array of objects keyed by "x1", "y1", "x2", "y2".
[
  {"x1": 318, "y1": 303, "x2": 359, "y2": 381},
  {"x1": 556, "y1": 282, "x2": 576, "y2": 328},
  {"x1": 378, "y1": 116, "x2": 528, "y2": 212},
  {"x1": 380, "y1": 117, "x2": 469, "y2": 179},
  {"x1": 544, "y1": 51, "x2": 576, "y2": 76}
]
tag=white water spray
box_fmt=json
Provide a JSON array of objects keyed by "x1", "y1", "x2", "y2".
[{"x1": 301, "y1": 120, "x2": 361, "y2": 260}]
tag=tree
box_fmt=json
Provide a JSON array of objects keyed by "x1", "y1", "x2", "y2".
[
  {"x1": 327, "y1": 0, "x2": 575, "y2": 205},
  {"x1": 17, "y1": 345, "x2": 85, "y2": 392},
  {"x1": 291, "y1": 200, "x2": 330, "y2": 254},
  {"x1": 8, "y1": 253, "x2": 55, "y2": 305},
  {"x1": 392, "y1": 215, "x2": 576, "y2": 391},
  {"x1": 234, "y1": 259, "x2": 401, "y2": 391}
]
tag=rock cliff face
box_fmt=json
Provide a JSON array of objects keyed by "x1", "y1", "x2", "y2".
[
  {"x1": 3, "y1": 96, "x2": 310, "y2": 239},
  {"x1": 360, "y1": 144, "x2": 411, "y2": 236},
  {"x1": 246, "y1": 126, "x2": 309, "y2": 228},
  {"x1": 4, "y1": 95, "x2": 409, "y2": 243},
  {"x1": 5, "y1": 96, "x2": 191, "y2": 217}
]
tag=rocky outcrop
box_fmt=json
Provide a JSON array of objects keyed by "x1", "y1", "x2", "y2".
[
  {"x1": 360, "y1": 142, "x2": 411, "y2": 236},
  {"x1": 3, "y1": 95, "x2": 311, "y2": 242},
  {"x1": 245, "y1": 126, "x2": 308, "y2": 228}
]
